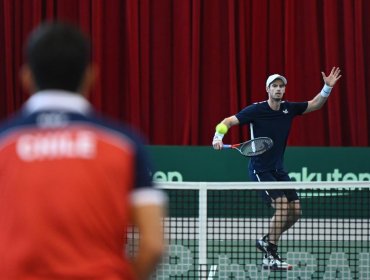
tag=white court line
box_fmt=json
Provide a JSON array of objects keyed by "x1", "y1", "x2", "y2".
[{"x1": 207, "y1": 265, "x2": 217, "y2": 280}]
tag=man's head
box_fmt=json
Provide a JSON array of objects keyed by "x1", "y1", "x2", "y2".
[
  {"x1": 21, "y1": 22, "x2": 93, "y2": 94},
  {"x1": 266, "y1": 74, "x2": 287, "y2": 88},
  {"x1": 266, "y1": 74, "x2": 287, "y2": 102}
]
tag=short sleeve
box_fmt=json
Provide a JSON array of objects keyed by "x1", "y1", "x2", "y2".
[
  {"x1": 134, "y1": 141, "x2": 154, "y2": 189},
  {"x1": 235, "y1": 104, "x2": 257, "y2": 125},
  {"x1": 289, "y1": 102, "x2": 308, "y2": 115}
]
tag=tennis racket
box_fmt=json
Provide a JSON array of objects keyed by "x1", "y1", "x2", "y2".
[{"x1": 223, "y1": 137, "x2": 273, "y2": 157}]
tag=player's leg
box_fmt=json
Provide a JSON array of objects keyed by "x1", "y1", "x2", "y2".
[
  {"x1": 261, "y1": 199, "x2": 300, "y2": 270},
  {"x1": 269, "y1": 196, "x2": 290, "y2": 244},
  {"x1": 276, "y1": 170, "x2": 301, "y2": 234},
  {"x1": 261, "y1": 171, "x2": 299, "y2": 270},
  {"x1": 249, "y1": 171, "x2": 275, "y2": 252},
  {"x1": 250, "y1": 170, "x2": 292, "y2": 269},
  {"x1": 281, "y1": 199, "x2": 301, "y2": 233},
  {"x1": 259, "y1": 195, "x2": 293, "y2": 270},
  {"x1": 252, "y1": 172, "x2": 290, "y2": 245},
  {"x1": 252, "y1": 170, "x2": 294, "y2": 270}
]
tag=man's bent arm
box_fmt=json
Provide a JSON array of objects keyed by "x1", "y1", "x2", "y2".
[
  {"x1": 304, "y1": 93, "x2": 329, "y2": 114},
  {"x1": 131, "y1": 203, "x2": 166, "y2": 280}
]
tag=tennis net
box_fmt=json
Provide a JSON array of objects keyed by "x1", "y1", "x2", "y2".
[{"x1": 130, "y1": 181, "x2": 370, "y2": 279}]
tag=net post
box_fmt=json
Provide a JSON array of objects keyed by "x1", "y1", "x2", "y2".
[{"x1": 198, "y1": 183, "x2": 208, "y2": 278}]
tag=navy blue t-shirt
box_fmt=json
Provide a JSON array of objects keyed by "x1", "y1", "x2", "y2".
[{"x1": 235, "y1": 100, "x2": 308, "y2": 173}]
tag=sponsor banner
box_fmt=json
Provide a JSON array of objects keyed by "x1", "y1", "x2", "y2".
[{"x1": 148, "y1": 146, "x2": 370, "y2": 182}]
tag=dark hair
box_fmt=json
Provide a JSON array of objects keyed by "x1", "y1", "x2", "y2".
[{"x1": 25, "y1": 22, "x2": 90, "y2": 92}]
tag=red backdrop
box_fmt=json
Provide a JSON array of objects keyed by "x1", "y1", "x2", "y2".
[{"x1": 0, "y1": 0, "x2": 369, "y2": 146}]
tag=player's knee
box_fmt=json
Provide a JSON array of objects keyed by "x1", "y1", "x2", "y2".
[
  {"x1": 293, "y1": 209, "x2": 302, "y2": 222},
  {"x1": 292, "y1": 203, "x2": 302, "y2": 221},
  {"x1": 273, "y1": 196, "x2": 289, "y2": 210}
]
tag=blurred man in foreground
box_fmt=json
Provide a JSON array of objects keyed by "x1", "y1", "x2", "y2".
[{"x1": 0, "y1": 22, "x2": 166, "y2": 280}]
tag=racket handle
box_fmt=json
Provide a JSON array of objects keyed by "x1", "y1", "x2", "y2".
[{"x1": 223, "y1": 144, "x2": 232, "y2": 149}]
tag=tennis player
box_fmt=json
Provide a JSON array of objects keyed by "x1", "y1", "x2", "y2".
[
  {"x1": 212, "y1": 67, "x2": 341, "y2": 270},
  {"x1": 0, "y1": 22, "x2": 166, "y2": 279}
]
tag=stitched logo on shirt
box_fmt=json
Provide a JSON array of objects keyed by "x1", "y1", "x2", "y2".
[{"x1": 282, "y1": 109, "x2": 289, "y2": 114}]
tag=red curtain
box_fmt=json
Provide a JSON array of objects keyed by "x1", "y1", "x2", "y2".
[{"x1": 0, "y1": 0, "x2": 369, "y2": 146}]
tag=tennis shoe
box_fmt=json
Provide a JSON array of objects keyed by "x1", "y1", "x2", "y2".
[
  {"x1": 256, "y1": 234, "x2": 269, "y2": 254},
  {"x1": 262, "y1": 254, "x2": 270, "y2": 267},
  {"x1": 262, "y1": 254, "x2": 293, "y2": 271}
]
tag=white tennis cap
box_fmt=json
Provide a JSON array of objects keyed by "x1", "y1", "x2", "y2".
[{"x1": 266, "y1": 74, "x2": 287, "y2": 87}]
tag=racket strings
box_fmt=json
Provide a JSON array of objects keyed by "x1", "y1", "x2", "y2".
[{"x1": 239, "y1": 138, "x2": 273, "y2": 156}]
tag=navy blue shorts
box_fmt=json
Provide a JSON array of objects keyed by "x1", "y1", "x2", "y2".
[{"x1": 249, "y1": 169, "x2": 299, "y2": 205}]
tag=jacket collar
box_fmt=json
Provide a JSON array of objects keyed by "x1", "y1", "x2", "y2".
[{"x1": 23, "y1": 90, "x2": 92, "y2": 115}]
